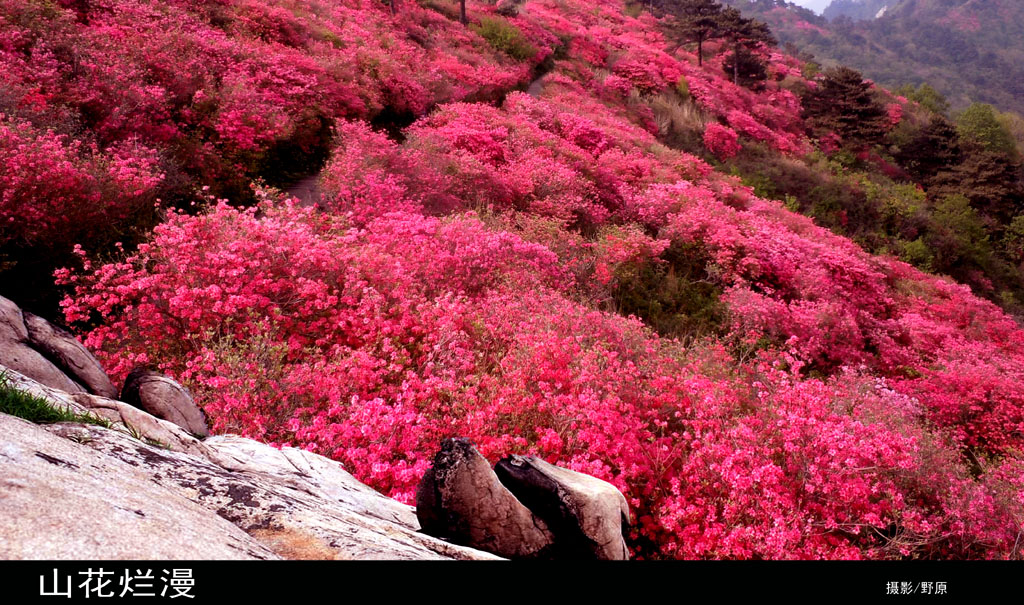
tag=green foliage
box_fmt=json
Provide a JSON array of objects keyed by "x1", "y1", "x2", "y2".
[
  {"x1": 898, "y1": 83, "x2": 950, "y2": 117},
  {"x1": 612, "y1": 241, "x2": 725, "y2": 340},
  {"x1": 0, "y1": 372, "x2": 112, "y2": 428},
  {"x1": 722, "y1": 44, "x2": 769, "y2": 90},
  {"x1": 930, "y1": 147, "x2": 1024, "y2": 224},
  {"x1": 735, "y1": 168, "x2": 776, "y2": 199},
  {"x1": 472, "y1": 16, "x2": 537, "y2": 61},
  {"x1": 724, "y1": 0, "x2": 1024, "y2": 117},
  {"x1": 929, "y1": 193, "x2": 992, "y2": 270},
  {"x1": 892, "y1": 116, "x2": 962, "y2": 184},
  {"x1": 997, "y1": 111, "x2": 1024, "y2": 157},
  {"x1": 898, "y1": 238, "x2": 934, "y2": 271},
  {"x1": 675, "y1": 75, "x2": 690, "y2": 99},
  {"x1": 800, "y1": 60, "x2": 821, "y2": 79},
  {"x1": 657, "y1": 0, "x2": 725, "y2": 66},
  {"x1": 871, "y1": 179, "x2": 928, "y2": 237},
  {"x1": 956, "y1": 103, "x2": 1019, "y2": 158},
  {"x1": 1003, "y1": 215, "x2": 1024, "y2": 262},
  {"x1": 933, "y1": 194, "x2": 989, "y2": 247}
]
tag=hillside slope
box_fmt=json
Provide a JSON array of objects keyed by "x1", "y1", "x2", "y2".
[
  {"x1": 727, "y1": 0, "x2": 1024, "y2": 114},
  {"x1": 3, "y1": 0, "x2": 1024, "y2": 559}
]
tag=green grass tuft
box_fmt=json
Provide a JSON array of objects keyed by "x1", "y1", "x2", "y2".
[
  {"x1": 472, "y1": 16, "x2": 537, "y2": 61},
  {"x1": 0, "y1": 371, "x2": 114, "y2": 428}
]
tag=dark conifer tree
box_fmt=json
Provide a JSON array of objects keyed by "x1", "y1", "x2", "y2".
[
  {"x1": 657, "y1": 0, "x2": 724, "y2": 67},
  {"x1": 718, "y1": 6, "x2": 774, "y2": 86},
  {"x1": 802, "y1": 66, "x2": 888, "y2": 147},
  {"x1": 895, "y1": 116, "x2": 963, "y2": 185}
]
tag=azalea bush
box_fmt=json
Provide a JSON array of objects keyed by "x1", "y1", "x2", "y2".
[{"x1": 47, "y1": 0, "x2": 1024, "y2": 561}]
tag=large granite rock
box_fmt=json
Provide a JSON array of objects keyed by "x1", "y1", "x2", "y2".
[
  {"x1": 0, "y1": 413, "x2": 276, "y2": 560},
  {"x1": 23, "y1": 312, "x2": 117, "y2": 399},
  {"x1": 495, "y1": 455, "x2": 631, "y2": 560},
  {"x1": 0, "y1": 366, "x2": 498, "y2": 560},
  {"x1": 121, "y1": 368, "x2": 209, "y2": 438},
  {"x1": 416, "y1": 439, "x2": 632, "y2": 560},
  {"x1": 0, "y1": 296, "x2": 86, "y2": 394},
  {"x1": 0, "y1": 295, "x2": 117, "y2": 398},
  {"x1": 416, "y1": 438, "x2": 555, "y2": 558}
]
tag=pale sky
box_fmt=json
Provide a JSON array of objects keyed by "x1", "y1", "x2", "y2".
[{"x1": 788, "y1": 0, "x2": 831, "y2": 14}]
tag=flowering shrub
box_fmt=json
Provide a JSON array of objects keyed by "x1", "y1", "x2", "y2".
[
  {"x1": 704, "y1": 123, "x2": 741, "y2": 159},
  {"x1": 48, "y1": 0, "x2": 1024, "y2": 561},
  {"x1": 886, "y1": 102, "x2": 904, "y2": 127},
  {"x1": 0, "y1": 113, "x2": 162, "y2": 253}
]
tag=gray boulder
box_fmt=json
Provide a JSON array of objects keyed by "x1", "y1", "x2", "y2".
[
  {"x1": 0, "y1": 296, "x2": 86, "y2": 394},
  {"x1": 495, "y1": 455, "x2": 631, "y2": 560},
  {"x1": 0, "y1": 295, "x2": 29, "y2": 342},
  {"x1": 496, "y1": 0, "x2": 523, "y2": 17},
  {"x1": 1, "y1": 366, "x2": 499, "y2": 560},
  {"x1": 0, "y1": 413, "x2": 277, "y2": 560},
  {"x1": 121, "y1": 368, "x2": 209, "y2": 437},
  {"x1": 23, "y1": 312, "x2": 117, "y2": 399},
  {"x1": 416, "y1": 438, "x2": 555, "y2": 558}
]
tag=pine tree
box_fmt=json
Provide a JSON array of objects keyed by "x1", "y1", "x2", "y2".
[
  {"x1": 718, "y1": 6, "x2": 774, "y2": 87},
  {"x1": 721, "y1": 38, "x2": 769, "y2": 89},
  {"x1": 657, "y1": 0, "x2": 724, "y2": 67},
  {"x1": 802, "y1": 66, "x2": 888, "y2": 147},
  {"x1": 894, "y1": 116, "x2": 963, "y2": 185}
]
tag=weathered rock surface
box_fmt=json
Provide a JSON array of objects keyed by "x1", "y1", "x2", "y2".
[
  {"x1": 23, "y1": 312, "x2": 118, "y2": 399},
  {"x1": 1, "y1": 366, "x2": 499, "y2": 560},
  {"x1": 0, "y1": 295, "x2": 29, "y2": 342},
  {"x1": 121, "y1": 368, "x2": 209, "y2": 437},
  {"x1": 496, "y1": 0, "x2": 524, "y2": 17},
  {"x1": 0, "y1": 296, "x2": 85, "y2": 394},
  {"x1": 416, "y1": 437, "x2": 555, "y2": 558},
  {"x1": 1, "y1": 367, "x2": 210, "y2": 458},
  {"x1": 496, "y1": 455, "x2": 631, "y2": 560},
  {"x1": 0, "y1": 413, "x2": 276, "y2": 560},
  {"x1": 0, "y1": 295, "x2": 118, "y2": 398}
]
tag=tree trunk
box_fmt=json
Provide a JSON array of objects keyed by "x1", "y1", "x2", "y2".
[
  {"x1": 460, "y1": 0, "x2": 467, "y2": 25},
  {"x1": 697, "y1": 37, "x2": 703, "y2": 67},
  {"x1": 733, "y1": 42, "x2": 739, "y2": 86}
]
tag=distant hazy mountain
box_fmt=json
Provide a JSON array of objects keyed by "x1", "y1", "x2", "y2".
[
  {"x1": 823, "y1": 0, "x2": 895, "y2": 21},
  {"x1": 726, "y1": 0, "x2": 1024, "y2": 115}
]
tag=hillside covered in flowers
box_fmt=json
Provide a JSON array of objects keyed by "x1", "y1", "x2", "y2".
[{"x1": 3, "y1": 0, "x2": 1023, "y2": 559}]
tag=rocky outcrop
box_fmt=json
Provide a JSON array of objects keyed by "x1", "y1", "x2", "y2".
[
  {"x1": 0, "y1": 296, "x2": 86, "y2": 394},
  {"x1": 23, "y1": 312, "x2": 117, "y2": 398},
  {"x1": 0, "y1": 366, "x2": 498, "y2": 560},
  {"x1": 416, "y1": 438, "x2": 555, "y2": 558},
  {"x1": 0, "y1": 295, "x2": 206, "y2": 436},
  {"x1": 121, "y1": 368, "x2": 209, "y2": 438},
  {"x1": 495, "y1": 455, "x2": 631, "y2": 560},
  {"x1": 0, "y1": 295, "x2": 116, "y2": 398},
  {"x1": 416, "y1": 438, "x2": 631, "y2": 559},
  {"x1": 0, "y1": 413, "x2": 276, "y2": 560},
  {"x1": 1, "y1": 304, "x2": 628, "y2": 561}
]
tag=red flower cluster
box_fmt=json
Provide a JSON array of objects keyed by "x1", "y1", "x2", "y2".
[{"x1": 50, "y1": 0, "x2": 1024, "y2": 559}]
